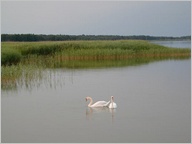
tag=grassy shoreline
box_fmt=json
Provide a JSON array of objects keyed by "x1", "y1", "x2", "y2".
[
  {"x1": 1, "y1": 40, "x2": 191, "y2": 89},
  {"x1": 2, "y1": 40, "x2": 191, "y2": 65}
]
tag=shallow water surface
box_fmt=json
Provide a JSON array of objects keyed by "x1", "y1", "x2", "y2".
[
  {"x1": 150, "y1": 40, "x2": 191, "y2": 48},
  {"x1": 2, "y1": 59, "x2": 191, "y2": 143}
]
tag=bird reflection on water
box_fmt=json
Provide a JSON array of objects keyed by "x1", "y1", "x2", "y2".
[{"x1": 86, "y1": 107, "x2": 116, "y2": 123}]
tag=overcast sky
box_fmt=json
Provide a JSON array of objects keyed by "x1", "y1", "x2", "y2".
[{"x1": 1, "y1": 1, "x2": 191, "y2": 36}]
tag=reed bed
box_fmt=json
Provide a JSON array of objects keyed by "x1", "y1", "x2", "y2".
[
  {"x1": 1, "y1": 64, "x2": 43, "y2": 90},
  {"x1": 1, "y1": 40, "x2": 191, "y2": 89},
  {"x1": 1, "y1": 40, "x2": 190, "y2": 65}
]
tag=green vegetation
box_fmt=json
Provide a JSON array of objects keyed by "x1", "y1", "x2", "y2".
[
  {"x1": 2, "y1": 48, "x2": 21, "y2": 65},
  {"x1": 1, "y1": 40, "x2": 191, "y2": 89},
  {"x1": 1, "y1": 40, "x2": 190, "y2": 65}
]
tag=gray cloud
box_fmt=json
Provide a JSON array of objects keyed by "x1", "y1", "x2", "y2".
[{"x1": 1, "y1": 1, "x2": 191, "y2": 36}]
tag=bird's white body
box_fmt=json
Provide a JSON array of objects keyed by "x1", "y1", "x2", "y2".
[
  {"x1": 108, "y1": 96, "x2": 117, "y2": 109},
  {"x1": 90, "y1": 101, "x2": 109, "y2": 107},
  {"x1": 86, "y1": 97, "x2": 109, "y2": 108},
  {"x1": 109, "y1": 102, "x2": 117, "y2": 108}
]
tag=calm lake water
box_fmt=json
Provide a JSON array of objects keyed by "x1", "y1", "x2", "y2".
[
  {"x1": 1, "y1": 41, "x2": 191, "y2": 143},
  {"x1": 150, "y1": 40, "x2": 191, "y2": 48}
]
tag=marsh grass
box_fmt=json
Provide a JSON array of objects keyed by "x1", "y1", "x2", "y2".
[
  {"x1": 1, "y1": 47, "x2": 22, "y2": 65},
  {"x1": 1, "y1": 40, "x2": 191, "y2": 89},
  {"x1": 2, "y1": 40, "x2": 190, "y2": 65},
  {"x1": 1, "y1": 64, "x2": 44, "y2": 90}
]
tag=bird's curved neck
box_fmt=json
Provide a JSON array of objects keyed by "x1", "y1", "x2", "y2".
[{"x1": 88, "y1": 97, "x2": 93, "y2": 107}]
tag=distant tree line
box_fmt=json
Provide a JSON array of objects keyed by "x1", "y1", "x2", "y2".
[{"x1": 1, "y1": 34, "x2": 191, "y2": 42}]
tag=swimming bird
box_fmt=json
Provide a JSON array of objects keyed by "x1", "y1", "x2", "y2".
[
  {"x1": 85, "y1": 96, "x2": 109, "y2": 108},
  {"x1": 108, "y1": 96, "x2": 117, "y2": 109}
]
